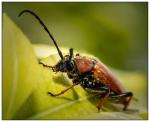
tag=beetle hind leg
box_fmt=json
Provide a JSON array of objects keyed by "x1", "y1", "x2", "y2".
[
  {"x1": 110, "y1": 92, "x2": 133, "y2": 111},
  {"x1": 122, "y1": 92, "x2": 133, "y2": 111}
]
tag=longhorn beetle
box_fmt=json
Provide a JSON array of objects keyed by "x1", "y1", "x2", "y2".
[{"x1": 19, "y1": 10, "x2": 133, "y2": 111}]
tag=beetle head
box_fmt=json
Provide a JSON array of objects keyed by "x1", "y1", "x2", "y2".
[{"x1": 53, "y1": 48, "x2": 74, "y2": 73}]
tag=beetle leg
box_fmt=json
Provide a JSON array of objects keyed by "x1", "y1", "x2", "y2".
[
  {"x1": 39, "y1": 62, "x2": 54, "y2": 69},
  {"x1": 96, "y1": 89, "x2": 110, "y2": 111},
  {"x1": 84, "y1": 88, "x2": 101, "y2": 94},
  {"x1": 123, "y1": 92, "x2": 133, "y2": 111},
  {"x1": 110, "y1": 92, "x2": 133, "y2": 110},
  {"x1": 48, "y1": 83, "x2": 78, "y2": 97},
  {"x1": 84, "y1": 86, "x2": 108, "y2": 94}
]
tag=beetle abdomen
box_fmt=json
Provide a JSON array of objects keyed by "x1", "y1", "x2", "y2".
[{"x1": 93, "y1": 61, "x2": 126, "y2": 94}]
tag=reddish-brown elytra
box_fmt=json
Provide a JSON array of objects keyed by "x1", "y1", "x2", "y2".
[{"x1": 19, "y1": 10, "x2": 133, "y2": 111}]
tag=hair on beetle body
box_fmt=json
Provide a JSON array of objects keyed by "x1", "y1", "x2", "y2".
[{"x1": 19, "y1": 10, "x2": 133, "y2": 111}]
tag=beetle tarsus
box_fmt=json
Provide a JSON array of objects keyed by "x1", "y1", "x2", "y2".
[
  {"x1": 47, "y1": 83, "x2": 78, "y2": 97},
  {"x1": 96, "y1": 105, "x2": 101, "y2": 112},
  {"x1": 47, "y1": 92, "x2": 56, "y2": 96}
]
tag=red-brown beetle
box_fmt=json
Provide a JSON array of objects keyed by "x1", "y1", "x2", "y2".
[{"x1": 19, "y1": 10, "x2": 133, "y2": 111}]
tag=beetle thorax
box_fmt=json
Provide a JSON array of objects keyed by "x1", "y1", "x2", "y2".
[{"x1": 74, "y1": 56, "x2": 94, "y2": 73}]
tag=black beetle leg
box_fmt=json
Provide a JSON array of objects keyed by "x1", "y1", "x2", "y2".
[
  {"x1": 110, "y1": 92, "x2": 133, "y2": 110},
  {"x1": 48, "y1": 83, "x2": 78, "y2": 97},
  {"x1": 96, "y1": 89, "x2": 110, "y2": 112}
]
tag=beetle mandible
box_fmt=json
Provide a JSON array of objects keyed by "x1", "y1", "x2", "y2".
[{"x1": 19, "y1": 10, "x2": 133, "y2": 111}]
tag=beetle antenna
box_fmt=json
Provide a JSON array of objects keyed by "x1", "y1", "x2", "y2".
[
  {"x1": 69, "y1": 48, "x2": 73, "y2": 61},
  {"x1": 18, "y1": 10, "x2": 64, "y2": 60}
]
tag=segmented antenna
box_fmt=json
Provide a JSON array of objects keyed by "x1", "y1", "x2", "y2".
[{"x1": 18, "y1": 10, "x2": 64, "y2": 59}]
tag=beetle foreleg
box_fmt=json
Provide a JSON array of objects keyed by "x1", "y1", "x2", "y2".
[
  {"x1": 39, "y1": 62, "x2": 54, "y2": 70},
  {"x1": 96, "y1": 89, "x2": 110, "y2": 111},
  {"x1": 110, "y1": 92, "x2": 133, "y2": 110},
  {"x1": 48, "y1": 83, "x2": 78, "y2": 97}
]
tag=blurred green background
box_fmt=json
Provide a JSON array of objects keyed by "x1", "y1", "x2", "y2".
[{"x1": 3, "y1": 2, "x2": 148, "y2": 72}]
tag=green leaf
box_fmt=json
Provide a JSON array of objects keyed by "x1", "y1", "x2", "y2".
[{"x1": 2, "y1": 14, "x2": 40, "y2": 119}]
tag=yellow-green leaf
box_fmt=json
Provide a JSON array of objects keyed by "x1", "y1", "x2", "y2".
[{"x1": 2, "y1": 14, "x2": 40, "y2": 119}]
